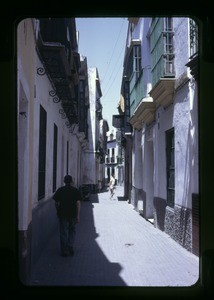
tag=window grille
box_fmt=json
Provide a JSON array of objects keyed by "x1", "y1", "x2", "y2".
[
  {"x1": 189, "y1": 19, "x2": 198, "y2": 59},
  {"x1": 129, "y1": 44, "x2": 141, "y2": 92}
]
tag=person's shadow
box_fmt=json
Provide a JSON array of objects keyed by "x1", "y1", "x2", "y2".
[{"x1": 30, "y1": 193, "x2": 126, "y2": 286}]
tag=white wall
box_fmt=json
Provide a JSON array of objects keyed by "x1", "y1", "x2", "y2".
[
  {"x1": 173, "y1": 81, "x2": 198, "y2": 208},
  {"x1": 189, "y1": 80, "x2": 199, "y2": 195},
  {"x1": 17, "y1": 19, "x2": 36, "y2": 231},
  {"x1": 132, "y1": 129, "x2": 143, "y2": 189},
  {"x1": 18, "y1": 18, "x2": 84, "y2": 229},
  {"x1": 82, "y1": 67, "x2": 99, "y2": 185},
  {"x1": 32, "y1": 55, "x2": 73, "y2": 206},
  {"x1": 88, "y1": 68, "x2": 96, "y2": 151},
  {"x1": 153, "y1": 81, "x2": 198, "y2": 210},
  {"x1": 127, "y1": 17, "x2": 198, "y2": 223},
  {"x1": 154, "y1": 106, "x2": 173, "y2": 200},
  {"x1": 174, "y1": 18, "x2": 190, "y2": 78},
  {"x1": 70, "y1": 132, "x2": 81, "y2": 187}
]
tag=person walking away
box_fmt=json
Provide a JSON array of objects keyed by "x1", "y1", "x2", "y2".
[
  {"x1": 109, "y1": 174, "x2": 115, "y2": 199},
  {"x1": 53, "y1": 175, "x2": 81, "y2": 257}
]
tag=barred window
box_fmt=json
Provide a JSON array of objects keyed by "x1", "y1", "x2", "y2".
[{"x1": 189, "y1": 19, "x2": 198, "y2": 59}]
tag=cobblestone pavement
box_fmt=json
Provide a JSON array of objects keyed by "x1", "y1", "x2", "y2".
[{"x1": 30, "y1": 185, "x2": 199, "y2": 288}]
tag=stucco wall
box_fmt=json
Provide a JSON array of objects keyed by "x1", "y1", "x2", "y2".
[
  {"x1": 154, "y1": 106, "x2": 173, "y2": 200},
  {"x1": 18, "y1": 19, "x2": 87, "y2": 280},
  {"x1": 32, "y1": 55, "x2": 72, "y2": 206},
  {"x1": 173, "y1": 18, "x2": 190, "y2": 78},
  {"x1": 17, "y1": 19, "x2": 37, "y2": 232},
  {"x1": 132, "y1": 129, "x2": 143, "y2": 189},
  {"x1": 126, "y1": 17, "x2": 198, "y2": 252},
  {"x1": 174, "y1": 83, "x2": 192, "y2": 208}
]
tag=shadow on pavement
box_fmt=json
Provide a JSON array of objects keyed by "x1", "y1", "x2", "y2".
[
  {"x1": 117, "y1": 196, "x2": 127, "y2": 201},
  {"x1": 30, "y1": 195, "x2": 126, "y2": 287},
  {"x1": 89, "y1": 193, "x2": 99, "y2": 203}
]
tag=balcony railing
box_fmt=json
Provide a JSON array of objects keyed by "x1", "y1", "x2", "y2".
[
  {"x1": 186, "y1": 19, "x2": 198, "y2": 81},
  {"x1": 36, "y1": 18, "x2": 80, "y2": 126}
]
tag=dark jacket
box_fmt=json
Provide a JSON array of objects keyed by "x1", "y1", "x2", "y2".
[{"x1": 53, "y1": 184, "x2": 81, "y2": 219}]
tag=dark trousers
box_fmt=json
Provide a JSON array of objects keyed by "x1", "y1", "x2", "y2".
[{"x1": 59, "y1": 217, "x2": 76, "y2": 254}]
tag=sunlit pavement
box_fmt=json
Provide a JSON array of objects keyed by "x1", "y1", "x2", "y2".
[{"x1": 30, "y1": 185, "x2": 199, "y2": 287}]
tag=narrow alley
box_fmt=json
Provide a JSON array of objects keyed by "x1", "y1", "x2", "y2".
[{"x1": 30, "y1": 185, "x2": 199, "y2": 287}]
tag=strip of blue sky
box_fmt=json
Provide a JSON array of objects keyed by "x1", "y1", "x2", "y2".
[{"x1": 76, "y1": 17, "x2": 128, "y2": 132}]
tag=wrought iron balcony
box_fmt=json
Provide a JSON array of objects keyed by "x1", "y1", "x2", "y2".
[
  {"x1": 36, "y1": 18, "x2": 80, "y2": 126},
  {"x1": 186, "y1": 18, "x2": 198, "y2": 82}
]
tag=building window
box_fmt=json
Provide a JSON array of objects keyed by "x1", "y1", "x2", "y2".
[
  {"x1": 38, "y1": 105, "x2": 47, "y2": 200},
  {"x1": 133, "y1": 44, "x2": 141, "y2": 79},
  {"x1": 128, "y1": 44, "x2": 141, "y2": 78},
  {"x1": 150, "y1": 17, "x2": 175, "y2": 86},
  {"x1": 53, "y1": 123, "x2": 58, "y2": 192},
  {"x1": 128, "y1": 43, "x2": 142, "y2": 94},
  {"x1": 189, "y1": 18, "x2": 198, "y2": 59},
  {"x1": 166, "y1": 128, "x2": 175, "y2": 208}
]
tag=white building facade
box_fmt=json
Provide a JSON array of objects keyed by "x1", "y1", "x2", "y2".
[
  {"x1": 82, "y1": 67, "x2": 108, "y2": 192},
  {"x1": 121, "y1": 17, "x2": 199, "y2": 254},
  {"x1": 105, "y1": 131, "x2": 124, "y2": 186},
  {"x1": 17, "y1": 18, "x2": 91, "y2": 284}
]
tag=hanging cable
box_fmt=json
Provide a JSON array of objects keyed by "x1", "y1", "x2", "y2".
[
  {"x1": 102, "y1": 38, "x2": 126, "y2": 97},
  {"x1": 101, "y1": 19, "x2": 125, "y2": 84}
]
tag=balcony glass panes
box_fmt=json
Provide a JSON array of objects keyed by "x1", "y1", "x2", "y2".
[
  {"x1": 150, "y1": 18, "x2": 175, "y2": 86},
  {"x1": 130, "y1": 70, "x2": 144, "y2": 116}
]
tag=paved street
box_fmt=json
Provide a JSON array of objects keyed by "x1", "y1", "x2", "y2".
[{"x1": 30, "y1": 185, "x2": 199, "y2": 287}]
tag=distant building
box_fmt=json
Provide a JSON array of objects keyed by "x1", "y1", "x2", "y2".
[
  {"x1": 105, "y1": 130, "x2": 124, "y2": 186},
  {"x1": 83, "y1": 67, "x2": 108, "y2": 192}
]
